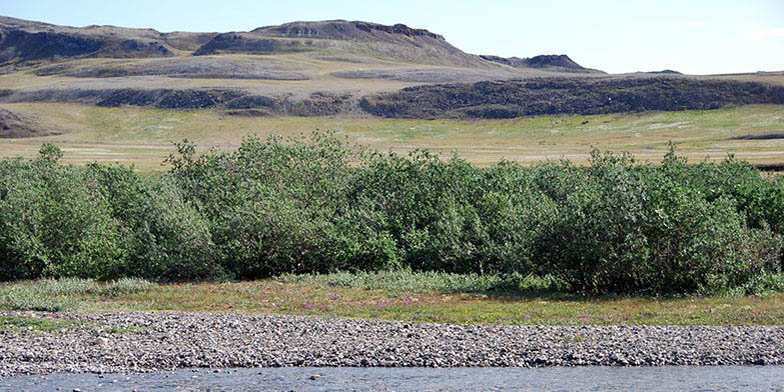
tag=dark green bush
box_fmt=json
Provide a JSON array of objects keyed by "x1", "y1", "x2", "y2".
[
  {"x1": 85, "y1": 164, "x2": 222, "y2": 280},
  {"x1": 0, "y1": 145, "x2": 124, "y2": 280},
  {"x1": 167, "y1": 133, "x2": 362, "y2": 278},
  {"x1": 537, "y1": 151, "x2": 781, "y2": 294}
]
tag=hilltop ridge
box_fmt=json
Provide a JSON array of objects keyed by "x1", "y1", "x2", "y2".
[
  {"x1": 0, "y1": 15, "x2": 602, "y2": 72},
  {"x1": 0, "y1": 16, "x2": 487, "y2": 68},
  {"x1": 194, "y1": 20, "x2": 486, "y2": 68},
  {"x1": 0, "y1": 15, "x2": 780, "y2": 123},
  {"x1": 253, "y1": 20, "x2": 445, "y2": 40},
  {"x1": 0, "y1": 15, "x2": 218, "y2": 64},
  {"x1": 479, "y1": 54, "x2": 603, "y2": 73}
]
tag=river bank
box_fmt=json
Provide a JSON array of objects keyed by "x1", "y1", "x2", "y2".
[{"x1": 1, "y1": 310, "x2": 783, "y2": 378}]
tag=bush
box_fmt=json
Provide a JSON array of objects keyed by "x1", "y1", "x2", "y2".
[
  {"x1": 2, "y1": 135, "x2": 784, "y2": 296},
  {"x1": 86, "y1": 164, "x2": 221, "y2": 280},
  {"x1": 536, "y1": 151, "x2": 782, "y2": 294},
  {"x1": 168, "y1": 133, "x2": 361, "y2": 278},
  {"x1": 0, "y1": 145, "x2": 125, "y2": 280}
]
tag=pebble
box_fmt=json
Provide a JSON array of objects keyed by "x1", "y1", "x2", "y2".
[{"x1": 0, "y1": 310, "x2": 783, "y2": 378}]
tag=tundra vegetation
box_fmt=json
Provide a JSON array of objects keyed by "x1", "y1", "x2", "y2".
[{"x1": 0, "y1": 133, "x2": 783, "y2": 300}]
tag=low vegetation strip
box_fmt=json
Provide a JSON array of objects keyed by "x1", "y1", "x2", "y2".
[
  {"x1": 3, "y1": 275, "x2": 784, "y2": 326},
  {"x1": 2, "y1": 134, "x2": 784, "y2": 296},
  {"x1": 361, "y1": 77, "x2": 784, "y2": 119}
]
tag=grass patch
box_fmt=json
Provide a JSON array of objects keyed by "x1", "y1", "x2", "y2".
[
  {"x1": 0, "y1": 278, "x2": 159, "y2": 311},
  {"x1": 276, "y1": 270, "x2": 568, "y2": 297},
  {"x1": 7, "y1": 272, "x2": 777, "y2": 326},
  {"x1": 1, "y1": 103, "x2": 783, "y2": 170},
  {"x1": 0, "y1": 315, "x2": 83, "y2": 334}
]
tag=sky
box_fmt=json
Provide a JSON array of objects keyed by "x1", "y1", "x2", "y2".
[{"x1": 2, "y1": 0, "x2": 782, "y2": 75}]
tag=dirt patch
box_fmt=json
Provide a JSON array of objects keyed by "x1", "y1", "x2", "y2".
[
  {"x1": 0, "y1": 108, "x2": 60, "y2": 138},
  {"x1": 225, "y1": 109, "x2": 273, "y2": 117}
]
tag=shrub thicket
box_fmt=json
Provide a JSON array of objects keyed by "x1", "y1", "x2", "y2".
[
  {"x1": 0, "y1": 144, "x2": 221, "y2": 281},
  {"x1": 2, "y1": 135, "x2": 784, "y2": 295}
]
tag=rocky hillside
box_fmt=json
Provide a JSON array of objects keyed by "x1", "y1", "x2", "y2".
[
  {"x1": 0, "y1": 15, "x2": 781, "y2": 124},
  {"x1": 0, "y1": 16, "x2": 216, "y2": 67},
  {"x1": 0, "y1": 15, "x2": 594, "y2": 74},
  {"x1": 361, "y1": 77, "x2": 784, "y2": 119},
  {"x1": 194, "y1": 20, "x2": 487, "y2": 68},
  {"x1": 480, "y1": 54, "x2": 603, "y2": 73}
]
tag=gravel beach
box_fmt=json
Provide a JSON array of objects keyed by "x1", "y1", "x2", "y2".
[{"x1": 1, "y1": 311, "x2": 783, "y2": 378}]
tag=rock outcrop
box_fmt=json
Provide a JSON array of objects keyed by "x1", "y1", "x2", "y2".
[
  {"x1": 361, "y1": 77, "x2": 784, "y2": 119},
  {"x1": 0, "y1": 16, "x2": 216, "y2": 66},
  {"x1": 254, "y1": 20, "x2": 445, "y2": 41},
  {"x1": 480, "y1": 54, "x2": 603, "y2": 73}
]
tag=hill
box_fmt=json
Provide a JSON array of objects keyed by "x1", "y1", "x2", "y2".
[
  {"x1": 194, "y1": 20, "x2": 486, "y2": 68},
  {"x1": 0, "y1": 17, "x2": 497, "y2": 70},
  {"x1": 0, "y1": 107, "x2": 59, "y2": 137},
  {"x1": 0, "y1": 15, "x2": 781, "y2": 122},
  {"x1": 0, "y1": 16, "x2": 217, "y2": 67},
  {"x1": 480, "y1": 54, "x2": 604, "y2": 74}
]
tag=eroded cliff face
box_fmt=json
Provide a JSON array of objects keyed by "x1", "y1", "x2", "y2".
[
  {"x1": 0, "y1": 16, "x2": 194, "y2": 65},
  {"x1": 361, "y1": 77, "x2": 784, "y2": 119}
]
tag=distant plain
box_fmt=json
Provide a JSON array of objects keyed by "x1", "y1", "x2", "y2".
[{"x1": 0, "y1": 103, "x2": 782, "y2": 169}]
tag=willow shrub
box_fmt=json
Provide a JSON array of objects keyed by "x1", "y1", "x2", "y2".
[
  {"x1": 164, "y1": 134, "x2": 783, "y2": 294},
  {"x1": 2, "y1": 135, "x2": 783, "y2": 296},
  {"x1": 0, "y1": 145, "x2": 124, "y2": 280},
  {"x1": 537, "y1": 151, "x2": 781, "y2": 294},
  {"x1": 85, "y1": 163, "x2": 222, "y2": 280},
  {"x1": 0, "y1": 145, "x2": 222, "y2": 281},
  {"x1": 166, "y1": 133, "x2": 395, "y2": 278}
]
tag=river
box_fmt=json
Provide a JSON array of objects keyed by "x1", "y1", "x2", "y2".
[{"x1": 3, "y1": 366, "x2": 783, "y2": 391}]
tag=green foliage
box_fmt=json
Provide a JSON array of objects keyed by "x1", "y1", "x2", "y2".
[
  {"x1": 0, "y1": 315, "x2": 82, "y2": 333},
  {"x1": 85, "y1": 164, "x2": 221, "y2": 280},
  {"x1": 276, "y1": 270, "x2": 567, "y2": 295},
  {"x1": 0, "y1": 145, "x2": 219, "y2": 281},
  {"x1": 0, "y1": 146, "x2": 125, "y2": 280},
  {"x1": 98, "y1": 277, "x2": 158, "y2": 297},
  {"x1": 0, "y1": 277, "x2": 158, "y2": 311},
  {"x1": 2, "y1": 135, "x2": 784, "y2": 296}
]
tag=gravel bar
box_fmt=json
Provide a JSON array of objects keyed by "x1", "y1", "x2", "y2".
[{"x1": 1, "y1": 311, "x2": 783, "y2": 378}]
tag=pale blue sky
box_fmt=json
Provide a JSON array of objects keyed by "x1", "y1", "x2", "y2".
[{"x1": 2, "y1": 0, "x2": 782, "y2": 75}]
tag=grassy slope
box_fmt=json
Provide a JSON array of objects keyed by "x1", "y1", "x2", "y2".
[{"x1": 0, "y1": 103, "x2": 782, "y2": 169}]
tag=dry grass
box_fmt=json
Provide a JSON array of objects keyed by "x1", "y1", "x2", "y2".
[
  {"x1": 3, "y1": 273, "x2": 783, "y2": 326},
  {"x1": 44, "y1": 281, "x2": 784, "y2": 326},
  {"x1": 0, "y1": 103, "x2": 782, "y2": 170}
]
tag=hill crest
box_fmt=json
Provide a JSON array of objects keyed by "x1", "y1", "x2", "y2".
[
  {"x1": 253, "y1": 20, "x2": 445, "y2": 41},
  {"x1": 479, "y1": 54, "x2": 603, "y2": 73}
]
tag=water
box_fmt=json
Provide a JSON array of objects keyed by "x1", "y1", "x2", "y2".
[{"x1": 3, "y1": 366, "x2": 784, "y2": 391}]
